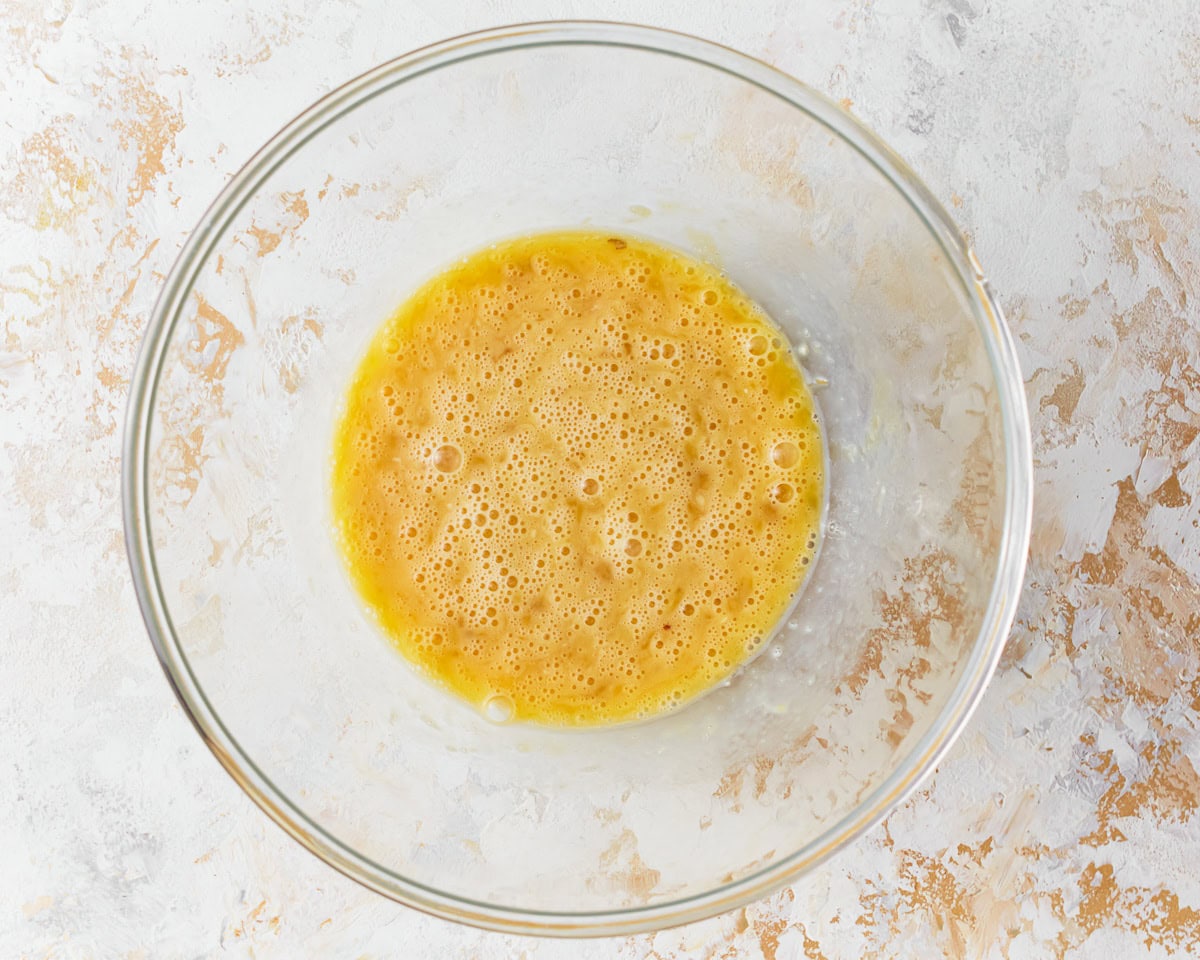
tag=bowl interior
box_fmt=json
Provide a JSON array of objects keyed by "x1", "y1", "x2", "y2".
[{"x1": 132, "y1": 26, "x2": 1022, "y2": 931}]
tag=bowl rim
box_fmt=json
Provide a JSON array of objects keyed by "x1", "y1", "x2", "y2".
[{"x1": 122, "y1": 19, "x2": 1033, "y2": 937}]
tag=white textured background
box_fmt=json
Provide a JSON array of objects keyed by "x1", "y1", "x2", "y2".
[{"x1": 4, "y1": 1, "x2": 1199, "y2": 957}]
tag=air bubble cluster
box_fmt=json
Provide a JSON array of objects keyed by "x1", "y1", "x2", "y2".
[{"x1": 331, "y1": 232, "x2": 824, "y2": 726}]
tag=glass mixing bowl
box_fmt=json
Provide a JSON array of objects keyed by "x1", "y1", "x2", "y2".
[{"x1": 123, "y1": 22, "x2": 1032, "y2": 936}]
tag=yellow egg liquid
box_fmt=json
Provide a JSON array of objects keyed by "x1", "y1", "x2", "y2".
[{"x1": 332, "y1": 232, "x2": 824, "y2": 726}]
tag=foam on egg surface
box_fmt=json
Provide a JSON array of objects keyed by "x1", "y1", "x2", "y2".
[{"x1": 332, "y1": 231, "x2": 824, "y2": 726}]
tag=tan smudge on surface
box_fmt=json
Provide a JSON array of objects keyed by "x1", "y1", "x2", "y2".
[
  {"x1": 595, "y1": 829, "x2": 661, "y2": 902},
  {"x1": 0, "y1": 118, "x2": 102, "y2": 230},
  {"x1": 1078, "y1": 478, "x2": 1199, "y2": 704},
  {"x1": 1080, "y1": 735, "x2": 1200, "y2": 846},
  {"x1": 714, "y1": 89, "x2": 816, "y2": 211},
  {"x1": 231, "y1": 507, "x2": 286, "y2": 566},
  {"x1": 793, "y1": 922, "x2": 830, "y2": 960},
  {"x1": 369, "y1": 179, "x2": 432, "y2": 222},
  {"x1": 22, "y1": 895, "x2": 53, "y2": 918},
  {"x1": 225, "y1": 897, "x2": 283, "y2": 943},
  {"x1": 273, "y1": 309, "x2": 323, "y2": 394},
  {"x1": 594, "y1": 806, "x2": 621, "y2": 825},
  {"x1": 948, "y1": 422, "x2": 1001, "y2": 548},
  {"x1": 1081, "y1": 181, "x2": 1191, "y2": 307},
  {"x1": 1067, "y1": 863, "x2": 1200, "y2": 955},
  {"x1": 893, "y1": 847, "x2": 975, "y2": 957},
  {"x1": 751, "y1": 756, "x2": 776, "y2": 799},
  {"x1": 109, "y1": 74, "x2": 184, "y2": 206},
  {"x1": 841, "y1": 549, "x2": 964, "y2": 700},
  {"x1": 713, "y1": 769, "x2": 745, "y2": 812},
  {"x1": 749, "y1": 891, "x2": 832, "y2": 960},
  {"x1": 753, "y1": 911, "x2": 788, "y2": 960},
  {"x1": 88, "y1": 236, "x2": 159, "y2": 437},
  {"x1": 210, "y1": 10, "x2": 298, "y2": 76},
  {"x1": 150, "y1": 293, "x2": 245, "y2": 506},
  {"x1": 157, "y1": 423, "x2": 208, "y2": 507},
  {"x1": 245, "y1": 189, "x2": 310, "y2": 256},
  {"x1": 187, "y1": 294, "x2": 245, "y2": 390},
  {"x1": 1039, "y1": 359, "x2": 1085, "y2": 423}
]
